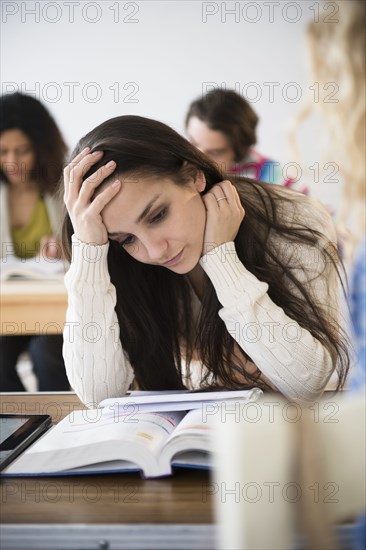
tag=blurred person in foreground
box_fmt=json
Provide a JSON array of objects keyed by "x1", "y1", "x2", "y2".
[
  {"x1": 0, "y1": 92, "x2": 69, "y2": 391},
  {"x1": 291, "y1": 0, "x2": 365, "y2": 393},
  {"x1": 292, "y1": 4, "x2": 365, "y2": 545}
]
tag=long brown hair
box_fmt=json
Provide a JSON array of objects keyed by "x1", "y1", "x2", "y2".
[{"x1": 62, "y1": 115, "x2": 349, "y2": 392}]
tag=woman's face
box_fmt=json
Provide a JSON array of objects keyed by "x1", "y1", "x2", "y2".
[
  {"x1": 186, "y1": 116, "x2": 236, "y2": 172},
  {"x1": 102, "y1": 173, "x2": 207, "y2": 274},
  {"x1": 0, "y1": 129, "x2": 36, "y2": 186}
]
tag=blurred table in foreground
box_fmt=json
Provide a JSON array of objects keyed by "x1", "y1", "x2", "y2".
[
  {"x1": 0, "y1": 392, "x2": 216, "y2": 550},
  {"x1": 0, "y1": 281, "x2": 67, "y2": 335}
]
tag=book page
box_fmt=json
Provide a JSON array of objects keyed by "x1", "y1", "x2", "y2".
[
  {"x1": 166, "y1": 406, "x2": 218, "y2": 441},
  {"x1": 158, "y1": 407, "x2": 216, "y2": 471},
  {"x1": 24, "y1": 408, "x2": 185, "y2": 453},
  {"x1": 3, "y1": 408, "x2": 186, "y2": 476},
  {"x1": 158, "y1": 390, "x2": 263, "y2": 470}
]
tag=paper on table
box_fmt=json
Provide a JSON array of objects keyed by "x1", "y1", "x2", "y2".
[
  {"x1": 99, "y1": 388, "x2": 263, "y2": 413},
  {"x1": 0, "y1": 256, "x2": 65, "y2": 281}
]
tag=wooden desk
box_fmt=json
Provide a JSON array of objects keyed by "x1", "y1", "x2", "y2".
[
  {"x1": 0, "y1": 281, "x2": 67, "y2": 335},
  {"x1": 0, "y1": 393, "x2": 216, "y2": 550}
]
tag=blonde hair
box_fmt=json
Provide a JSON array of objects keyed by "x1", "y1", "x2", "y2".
[{"x1": 289, "y1": 0, "x2": 365, "y2": 251}]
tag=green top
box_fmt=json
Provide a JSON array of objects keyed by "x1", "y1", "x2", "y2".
[{"x1": 11, "y1": 197, "x2": 52, "y2": 259}]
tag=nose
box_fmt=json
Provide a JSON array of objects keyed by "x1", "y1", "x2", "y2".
[
  {"x1": 2, "y1": 149, "x2": 23, "y2": 167},
  {"x1": 2, "y1": 156, "x2": 20, "y2": 174},
  {"x1": 143, "y1": 234, "x2": 169, "y2": 262},
  {"x1": 2, "y1": 152, "x2": 17, "y2": 164}
]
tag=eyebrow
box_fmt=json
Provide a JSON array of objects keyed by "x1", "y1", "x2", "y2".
[
  {"x1": 0, "y1": 144, "x2": 30, "y2": 151},
  {"x1": 108, "y1": 194, "x2": 161, "y2": 238}
]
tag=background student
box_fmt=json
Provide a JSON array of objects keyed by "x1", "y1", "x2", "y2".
[
  {"x1": 61, "y1": 115, "x2": 349, "y2": 407},
  {"x1": 0, "y1": 92, "x2": 69, "y2": 391},
  {"x1": 185, "y1": 89, "x2": 308, "y2": 193}
]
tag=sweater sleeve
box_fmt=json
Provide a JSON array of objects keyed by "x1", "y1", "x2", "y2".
[
  {"x1": 63, "y1": 235, "x2": 134, "y2": 406},
  {"x1": 199, "y1": 206, "x2": 339, "y2": 405}
]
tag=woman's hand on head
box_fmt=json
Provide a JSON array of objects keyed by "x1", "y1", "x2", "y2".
[
  {"x1": 63, "y1": 147, "x2": 121, "y2": 245},
  {"x1": 201, "y1": 180, "x2": 245, "y2": 255}
]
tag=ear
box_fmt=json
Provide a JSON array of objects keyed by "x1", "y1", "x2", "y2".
[{"x1": 194, "y1": 170, "x2": 206, "y2": 193}]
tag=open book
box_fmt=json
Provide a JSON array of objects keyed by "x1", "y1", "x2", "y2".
[
  {"x1": 1, "y1": 389, "x2": 262, "y2": 478},
  {"x1": 0, "y1": 256, "x2": 66, "y2": 282}
]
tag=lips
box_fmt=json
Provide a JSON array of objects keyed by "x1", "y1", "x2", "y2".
[{"x1": 162, "y1": 249, "x2": 184, "y2": 267}]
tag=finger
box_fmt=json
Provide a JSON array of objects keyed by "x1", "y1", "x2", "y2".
[
  {"x1": 67, "y1": 146, "x2": 91, "y2": 173},
  {"x1": 218, "y1": 180, "x2": 236, "y2": 202},
  {"x1": 88, "y1": 179, "x2": 122, "y2": 216},
  {"x1": 210, "y1": 181, "x2": 233, "y2": 204},
  {"x1": 69, "y1": 150, "x2": 103, "y2": 186},
  {"x1": 230, "y1": 183, "x2": 242, "y2": 210},
  {"x1": 78, "y1": 160, "x2": 117, "y2": 205},
  {"x1": 211, "y1": 183, "x2": 228, "y2": 199},
  {"x1": 63, "y1": 147, "x2": 90, "y2": 196},
  {"x1": 66, "y1": 150, "x2": 104, "y2": 203},
  {"x1": 232, "y1": 186, "x2": 245, "y2": 222},
  {"x1": 209, "y1": 193, "x2": 229, "y2": 209},
  {"x1": 218, "y1": 181, "x2": 243, "y2": 216},
  {"x1": 202, "y1": 191, "x2": 223, "y2": 213}
]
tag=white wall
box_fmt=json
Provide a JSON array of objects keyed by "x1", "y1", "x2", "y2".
[{"x1": 1, "y1": 0, "x2": 341, "y2": 206}]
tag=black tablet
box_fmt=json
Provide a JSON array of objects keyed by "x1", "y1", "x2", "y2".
[{"x1": 0, "y1": 414, "x2": 52, "y2": 471}]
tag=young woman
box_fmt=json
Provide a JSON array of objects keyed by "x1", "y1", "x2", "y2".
[
  {"x1": 186, "y1": 89, "x2": 308, "y2": 194},
  {"x1": 62, "y1": 115, "x2": 349, "y2": 407},
  {"x1": 0, "y1": 92, "x2": 69, "y2": 391}
]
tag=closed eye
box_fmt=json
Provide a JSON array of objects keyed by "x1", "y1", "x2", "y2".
[
  {"x1": 120, "y1": 207, "x2": 168, "y2": 248},
  {"x1": 150, "y1": 207, "x2": 168, "y2": 224}
]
